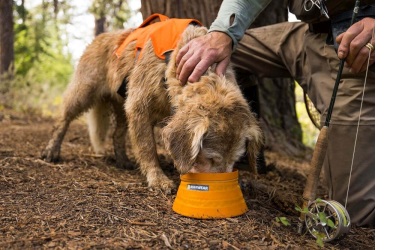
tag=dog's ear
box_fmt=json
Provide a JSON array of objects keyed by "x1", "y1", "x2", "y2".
[
  {"x1": 245, "y1": 119, "x2": 264, "y2": 174},
  {"x1": 162, "y1": 115, "x2": 209, "y2": 174},
  {"x1": 190, "y1": 119, "x2": 209, "y2": 162}
]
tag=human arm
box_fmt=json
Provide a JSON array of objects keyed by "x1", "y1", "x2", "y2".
[
  {"x1": 176, "y1": 0, "x2": 272, "y2": 84},
  {"x1": 336, "y1": 17, "x2": 375, "y2": 73}
]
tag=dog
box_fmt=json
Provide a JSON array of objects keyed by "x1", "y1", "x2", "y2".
[{"x1": 41, "y1": 15, "x2": 264, "y2": 193}]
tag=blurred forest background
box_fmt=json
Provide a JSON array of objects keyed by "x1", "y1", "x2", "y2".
[
  {"x1": 0, "y1": 0, "x2": 142, "y2": 116},
  {"x1": 0, "y1": 0, "x2": 319, "y2": 155}
]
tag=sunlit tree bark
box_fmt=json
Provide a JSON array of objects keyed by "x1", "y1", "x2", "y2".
[{"x1": 141, "y1": 0, "x2": 222, "y2": 27}]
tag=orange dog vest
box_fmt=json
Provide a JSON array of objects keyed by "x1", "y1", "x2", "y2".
[{"x1": 115, "y1": 13, "x2": 202, "y2": 60}]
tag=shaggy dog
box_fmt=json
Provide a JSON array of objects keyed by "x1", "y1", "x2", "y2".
[{"x1": 41, "y1": 22, "x2": 264, "y2": 193}]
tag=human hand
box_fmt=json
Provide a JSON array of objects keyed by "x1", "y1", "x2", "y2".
[
  {"x1": 336, "y1": 17, "x2": 375, "y2": 73},
  {"x1": 176, "y1": 31, "x2": 233, "y2": 84}
]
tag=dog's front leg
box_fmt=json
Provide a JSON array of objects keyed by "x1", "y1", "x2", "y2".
[
  {"x1": 110, "y1": 100, "x2": 134, "y2": 169},
  {"x1": 125, "y1": 106, "x2": 175, "y2": 193}
]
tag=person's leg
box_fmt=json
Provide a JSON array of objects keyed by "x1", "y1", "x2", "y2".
[
  {"x1": 302, "y1": 30, "x2": 375, "y2": 228},
  {"x1": 325, "y1": 124, "x2": 375, "y2": 227},
  {"x1": 232, "y1": 21, "x2": 375, "y2": 227},
  {"x1": 232, "y1": 22, "x2": 308, "y2": 79}
]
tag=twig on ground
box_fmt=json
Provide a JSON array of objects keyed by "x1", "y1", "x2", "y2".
[
  {"x1": 160, "y1": 233, "x2": 172, "y2": 249},
  {"x1": 95, "y1": 205, "x2": 157, "y2": 226}
]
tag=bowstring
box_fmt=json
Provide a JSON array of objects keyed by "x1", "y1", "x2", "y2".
[{"x1": 344, "y1": 28, "x2": 374, "y2": 209}]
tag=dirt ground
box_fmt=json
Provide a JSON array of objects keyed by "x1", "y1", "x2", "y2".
[{"x1": 0, "y1": 108, "x2": 374, "y2": 249}]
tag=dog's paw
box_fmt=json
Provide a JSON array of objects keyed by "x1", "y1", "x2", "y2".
[
  {"x1": 147, "y1": 176, "x2": 176, "y2": 194},
  {"x1": 40, "y1": 146, "x2": 61, "y2": 163},
  {"x1": 115, "y1": 159, "x2": 136, "y2": 170}
]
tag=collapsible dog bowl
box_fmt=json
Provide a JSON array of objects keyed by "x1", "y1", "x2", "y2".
[{"x1": 172, "y1": 169, "x2": 248, "y2": 219}]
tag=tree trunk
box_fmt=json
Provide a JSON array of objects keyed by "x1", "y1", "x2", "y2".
[
  {"x1": 245, "y1": 2, "x2": 307, "y2": 157},
  {"x1": 140, "y1": 0, "x2": 222, "y2": 27},
  {"x1": 90, "y1": 0, "x2": 108, "y2": 36},
  {"x1": 140, "y1": 0, "x2": 307, "y2": 158},
  {"x1": 0, "y1": 0, "x2": 15, "y2": 80},
  {"x1": 95, "y1": 16, "x2": 107, "y2": 36},
  {"x1": 53, "y1": 0, "x2": 58, "y2": 20}
]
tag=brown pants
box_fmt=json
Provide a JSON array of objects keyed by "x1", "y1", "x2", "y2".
[{"x1": 232, "y1": 22, "x2": 375, "y2": 227}]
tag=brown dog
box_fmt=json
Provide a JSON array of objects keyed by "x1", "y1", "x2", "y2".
[{"x1": 41, "y1": 22, "x2": 264, "y2": 193}]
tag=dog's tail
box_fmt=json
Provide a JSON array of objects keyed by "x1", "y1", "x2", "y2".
[{"x1": 86, "y1": 101, "x2": 111, "y2": 155}]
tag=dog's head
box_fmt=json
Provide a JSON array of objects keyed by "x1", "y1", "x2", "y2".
[
  {"x1": 162, "y1": 71, "x2": 264, "y2": 174},
  {"x1": 163, "y1": 25, "x2": 264, "y2": 174}
]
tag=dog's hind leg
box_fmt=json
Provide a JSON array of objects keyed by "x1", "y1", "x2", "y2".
[
  {"x1": 41, "y1": 79, "x2": 99, "y2": 162},
  {"x1": 110, "y1": 99, "x2": 134, "y2": 169},
  {"x1": 87, "y1": 101, "x2": 110, "y2": 155},
  {"x1": 41, "y1": 117, "x2": 72, "y2": 162}
]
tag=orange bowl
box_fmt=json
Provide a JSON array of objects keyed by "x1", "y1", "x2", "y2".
[{"x1": 172, "y1": 169, "x2": 248, "y2": 219}]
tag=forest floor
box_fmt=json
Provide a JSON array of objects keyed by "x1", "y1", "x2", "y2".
[{"x1": 0, "y1": 108, "x2": 375, "y2": 249}]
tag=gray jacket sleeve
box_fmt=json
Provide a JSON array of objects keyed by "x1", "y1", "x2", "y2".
[{"x1": 209, "y1": 0, "x2": 272, "y2": 50}]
